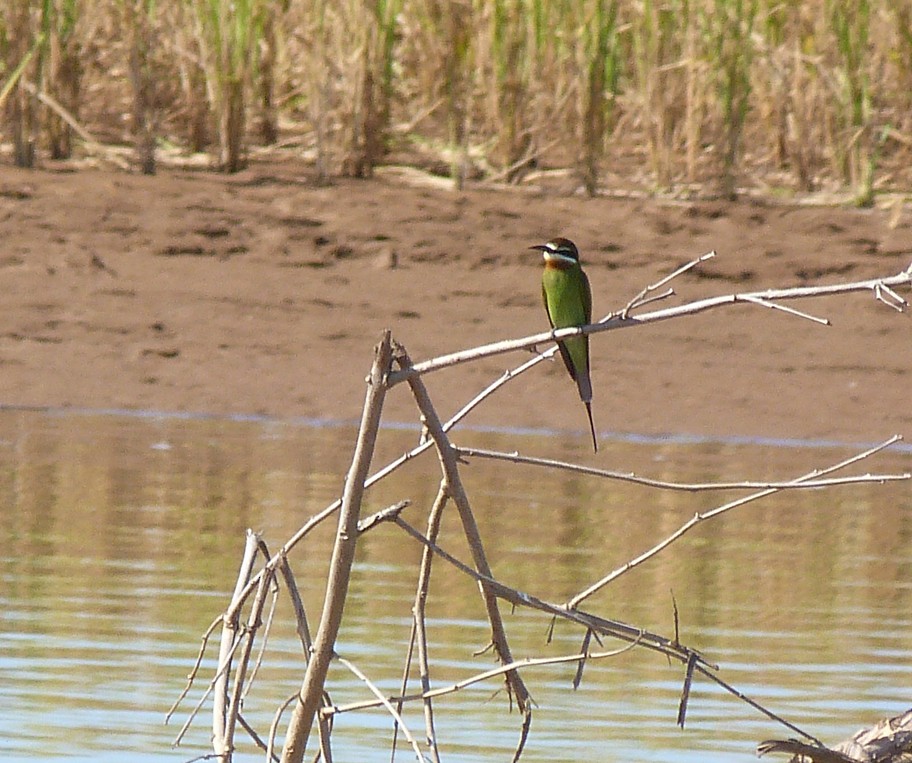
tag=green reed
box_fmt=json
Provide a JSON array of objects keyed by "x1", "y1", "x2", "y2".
[
  {"x1": 190, "y1": 0, "x2": 266, "y2": 171},
  {"x1": 44, "y1": 0, "x2": 80, "y2": 159},
  {"x1": 0, "y1": 0, "x2": 50, "y2": 166},
  {"x1": 2, "y1": 0, "x2": 911, "y2": 201},
  {"x1": 491, "y1": 0, "x2": 532, "y2": 177},
  {"x1": 579, "y1": 0, "x2": 619, "y2": 195},
  {"x1": 829, "y1": 0, "x2": 876, "y2": 204},
  {"x1": 631, "y1": 0, "x2": 691, "y2": 189},
  {"x1": 704, "y1": 0, "x2": 758, "y2": 198},
  {"x1": 121, "y1": 0, "x2": 158, "y2": 173}
]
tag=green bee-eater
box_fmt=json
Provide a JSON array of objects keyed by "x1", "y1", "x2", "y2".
[{"x1": 531, "y1": 237, "x2": 598, "y2": 453}]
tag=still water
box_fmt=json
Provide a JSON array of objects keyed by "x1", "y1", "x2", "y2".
[{"x1": 1, "y1": 408, "x2": 910, "y2": 762}]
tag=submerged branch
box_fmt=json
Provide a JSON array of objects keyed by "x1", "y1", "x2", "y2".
[
  {"x1": 387, "y1": 514, "x2": 820, "y2": 744},
  {"x1": 281, "y1": 331, "x2": 393, "y2": 763}
]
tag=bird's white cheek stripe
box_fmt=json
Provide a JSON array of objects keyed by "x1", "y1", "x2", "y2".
[{"x1": 543, "y1": 252, "x2": 577, "y2": 265}]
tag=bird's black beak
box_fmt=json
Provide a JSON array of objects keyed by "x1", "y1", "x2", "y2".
[{"x1": 529, "y1": 244, "x2": 547, "y2": 252}]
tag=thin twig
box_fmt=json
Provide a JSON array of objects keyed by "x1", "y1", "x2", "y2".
[
  {"x1": 243, "y1": 541, "x2": 280, "y2": 700},
  {"x1": 403, "y1": 484, "x2": 448, "y2": 763},
  {"x1": 336, "y1": 655, "x2": 425, "y2": 761},
  {"x1": 173, "y1": 625, "x2": 248, "y2": 748},
  {"x1": 166, "y1": 614, "x2": 223, "y2": 727},
  {"x1": 875, "y1": 280, "x2": 910, "y2": 312},
  {"x1": 326, "y1": 643, "x2": 645, "y2": 717},
  {"x1": 566, "y1": 436, "x2": 904, "y2": 608},
  {"x1": 357, "y1": 500, "x2": 411, "y2": 534},
  {"x1": 276, "y1": 553, "x2": 313, "y2": 656},
  {"x1": 392, "y1": 515, "x2": 710, "y2": 667},
  {"x1": 622, "y1": 251, "x2": 717, "y2": 317},
  {"x1": 213, "y1": 530, "x2": 261, "y2": 757},
  {"x1": 736, "y1": 294, "x2": 830, "y2": 325},
  {"x1": 224, "y1": 569, "x2": 273, "y2": 756},
  {"x1": 267, "y1": 694, "x2": 299, "y2": 763},
  {"x1": 695, "y1": 663, "x2": 824, "y2": 746},
  {"x1": 236, "y1": 713, "x2": 280, "y2": 762},
  {"x1": 457, "y1": 446, "x2": 909, "y2": 491}
]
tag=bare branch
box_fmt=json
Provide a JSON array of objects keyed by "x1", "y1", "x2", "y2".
[
  {"x1": 391, "y1": 515, "x2": 708, "y2": 664},
  {"x1": 566, "y1": 436, "x2": 904, "y2": 608},
  {"x1": 387, "y1": 262, "x2": 912, "y2": 385},
  {"x1": 412, "y1": 485, "x2": 448, "y2": 762},
  {"x1": 386, "y1": 514, "x2": 823, "y2": 744},
  {"x1": 326, "y1": 642, "x2": 644, "y2": 717},
  {"x1": 281, "y1": 331, "x2": 393, "y2": 763},
  {"x1": 622, "y1": 250, "x2": 717, "y2": 317},
  {"x1": 173, "y1": 623, "x2": 248, "y2": 748},
  {"x1": 213, "y1": 530, "x2": 261, "y2": 758},
  {"x1": 336, "y1": 655, "x2": 425, "y2": 761},
  {"x1": 875, "y1": 280, "x2": 910, "y2": 312},
  {"x1": 357, "y1": 500, "x2": 412, "y2": 534},
  {"x1": 166, "y1": 614, "x2": 222, "y2": 729},
  {"x1": 735, "y1": 294, "x2": 830, "y2": 325},
  {"x1": 398, "y1": 347, "x2": 534, "y2": 722},
  {"x1": 224, "y1": 569, "x2": 274, "y2": 756},
  {"x1": 457, "y1": 446, "x2": 910, "y2": 491}
]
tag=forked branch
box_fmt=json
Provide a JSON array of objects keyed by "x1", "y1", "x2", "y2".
[{"x1": 387, "y1": 260, "x2": 912, "y2": 384}]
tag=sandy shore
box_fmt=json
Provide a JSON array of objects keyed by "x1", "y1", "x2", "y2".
[{"x1": 2, "y1": 160, "x2": 910, "y2": 445}]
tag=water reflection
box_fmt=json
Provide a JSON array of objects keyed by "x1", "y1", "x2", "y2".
[{"x1": 1, "y1": 408, "x2": 910, "y2": 762}]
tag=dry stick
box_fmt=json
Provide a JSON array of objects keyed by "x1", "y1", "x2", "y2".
[
  {"x1": 280, "y1": 331, "x2": 393, "y2": 763},
  {"x1": 268, "y1": 695, "x2": 300, "y2": 763},
  {"x1": 386, "y1": 262, "x2": 912, "y2": 385},
  {"x1": 276, "y1": 553, "x2": 314, "y2": 656},
  {"x1": 566, "y1": 436, "x2": 903, "y2": 609},
  {"x1": 213, "y1": 529, "x2": 261, "y2": 757},
  {"x1": 243, "y1": 546, "x2": 281, "y2": 701},
  {"x1": 327, "y1": 644, "x2": 644, "y2": 718},
  {"x1": 392, "y1": 515, "x2": 705, "y2": 660},
  {"x1": 170, "y1": 356, "x2": 546, "y2": 732},
  {"x1": 318, "y1": 717, "x2": 334, "y2": 763},
  {"x1": 357, "y1": 500, "x2": 412, "y2": 534},
  {"x1": 387, "y1": 517, "x2": 819, "y2": 744},
  {"x1": 400, "y1": 350, "x2": 533, "y2": 762},
  {"x1": 736, "y1": 294, "x2": 830, "y2": 325},
  {"x1": 336, "y1": 655, "x2": 425, "y2": 762},
  {"x1": 19, "y1": 79, "x2": 132, "y2": 170},
  {"x1": 456, "y1": 447, "x2": 910, "y2": 491},
  {"x1": 392, "y1": 484, "x2": 448, "y2": 763},
  {"x1": 177, "y1": 334, "x2": 570, "y2": 736},
  {"x1": 174, "y1": 622, "x2": 249, "y2": 747},
  {"x1": 622, "y1": 251, "x2": 717, "y2": 317},
  {"x1": 236, "y1": 714, "x2": 278, "y2": 761},
  {"x1": 693, "y1": 662, "x2": 824, "y2": 747},
  {"x1": 224, "y1": 568, "x2": 275, "y2": 759},
  {"x1": 266, "y1": 555, "x2": 332, "y2": 763},
  {"x1": 166, "y1": 614, "x2": 223, "y2": 727},
  {"x1": 874, "y1": 281, "x2": 909, "y2": 311}
]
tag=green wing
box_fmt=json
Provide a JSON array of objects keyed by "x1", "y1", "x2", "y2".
[
  {"x1": 581, "y1": 269, "x2": 592, "y2": 324},
  {"x1": 542, "y1": 279, "x2": 582, "y2": 383}
]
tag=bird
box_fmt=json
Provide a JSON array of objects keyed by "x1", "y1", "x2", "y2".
[{"x1": 531, "y1": 237, "x2": 598, "y2": 453}]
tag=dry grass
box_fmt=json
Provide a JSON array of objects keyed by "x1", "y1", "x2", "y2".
[{"x1": 1, "y1": 0, "x2": 911, "y2": 202}]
